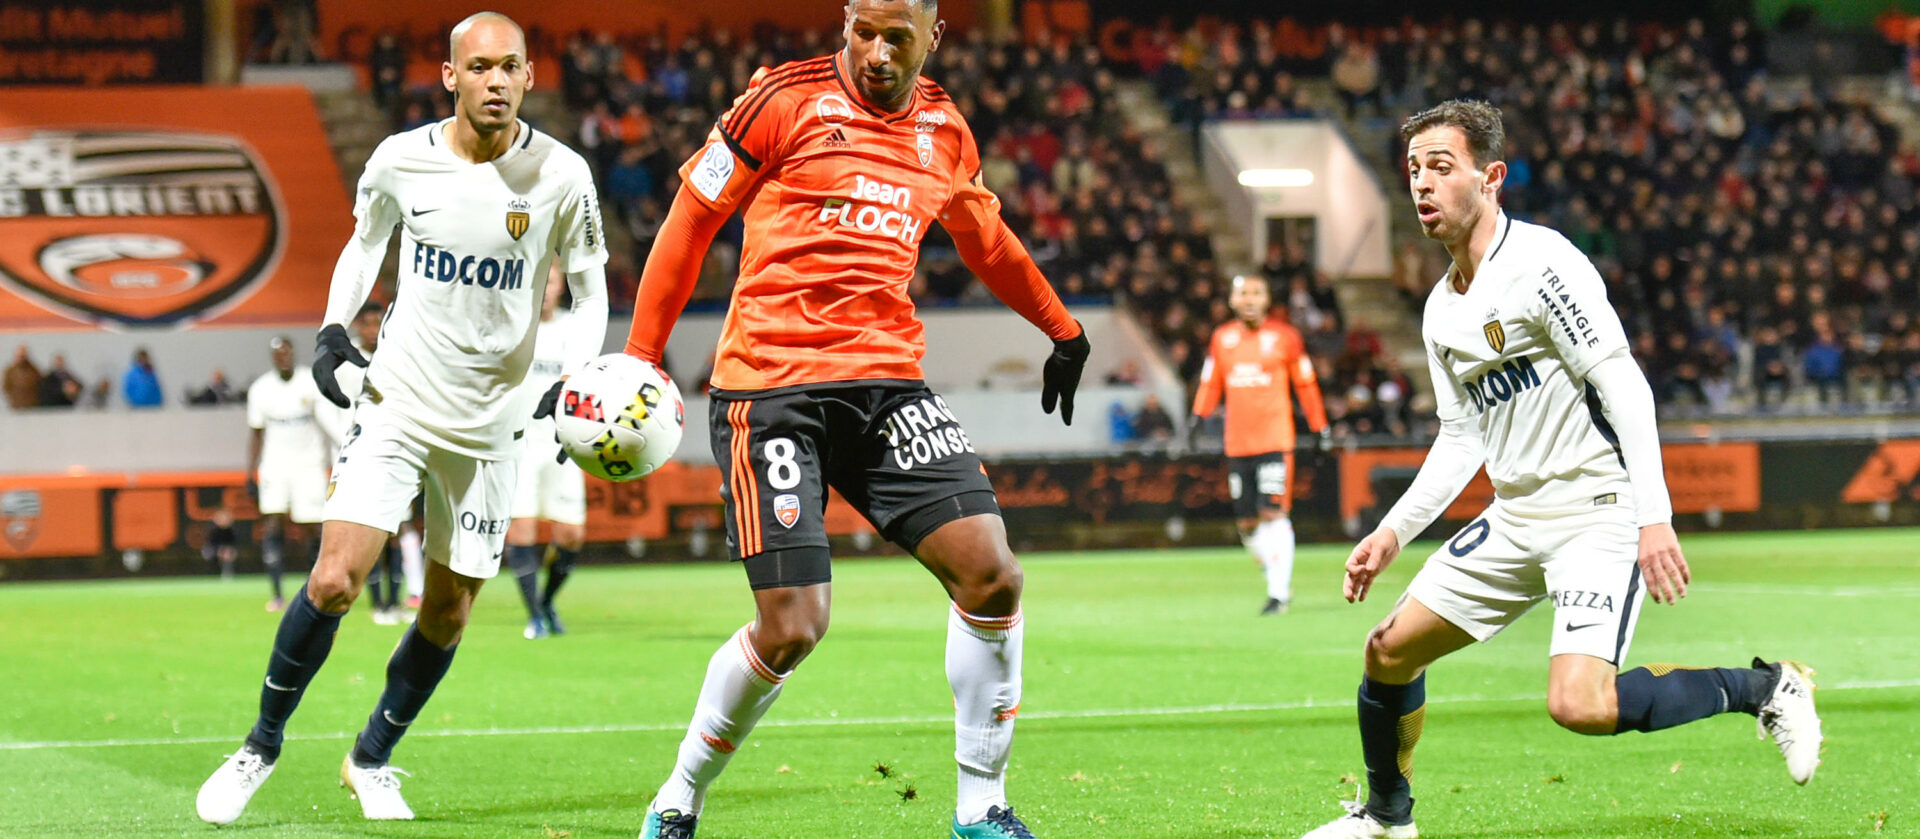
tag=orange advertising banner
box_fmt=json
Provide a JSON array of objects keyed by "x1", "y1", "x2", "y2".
[
  {"x1": 0, "y1": 87, "x2": 351, "y2": 330},
  {"x1": 1338, "y1": 442, "x2": 1762, "y2": 523},
  {"x1": 0, "y1": 487, "x2": 102, "y2": 558}
]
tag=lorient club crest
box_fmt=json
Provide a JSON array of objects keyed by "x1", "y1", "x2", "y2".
[
  {"x1": 1484, "y1": 320, "x2": 1506, "y2": 353},
  {"x1": 1, "y1": 489, "x2": 42, "y2": 551},
  {"x1": 773, "y1": 493, "x2": 800, "y2": 528},
  {"x1": 0, "y1": 130, "x2": 285, "y2": 327}
]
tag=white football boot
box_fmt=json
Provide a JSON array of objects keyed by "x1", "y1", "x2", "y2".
[
  {"x1": 1756, "y1": 658, "x2": 1822, "y2": 784},
  {"x1": 1301, "y1": 799, "x2": 1418, "y2": 839},
  {"x1": 196, "y1": 745, "x2": 276, "y2": 825},
  {"x1": 340, "y1": 754, "x2": 416, "y2": 819}
]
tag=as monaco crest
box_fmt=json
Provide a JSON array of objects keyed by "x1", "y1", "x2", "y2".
[
  {"x1": 1, "y1": 490, "x2": 41, "y2": 551},
  {"x1": 506, "y1": 196, "x2": 531, "y2": 241},
  {"x1": 0, "y1": 130, "x2": 285, "y2": 327},
  {"x1": 1483, "y1": 320, "x2": 1506, "y2": 353}
]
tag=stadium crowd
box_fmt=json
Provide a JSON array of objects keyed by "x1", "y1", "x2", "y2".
[{"x1": 1139, "y1": 16, "x2": 1920, "y2": 413}]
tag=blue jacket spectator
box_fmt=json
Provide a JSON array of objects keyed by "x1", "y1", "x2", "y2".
[{"x1": 123, "y1": 348, "x2": 163, "y2": 408}]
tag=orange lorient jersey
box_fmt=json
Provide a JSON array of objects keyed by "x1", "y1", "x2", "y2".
[
  {"x1": 673, "y1": 53, "x2": 988, "y2": 393},
  {"x1": 1192, "y1": 318, "x2": 1329, "y2": 457}
]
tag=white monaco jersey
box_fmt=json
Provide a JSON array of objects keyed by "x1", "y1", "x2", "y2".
[
  {"x1": 1422, "y1": 213, "x2": 1634, "y2": 512},
  {"x1": 248, "y1": 370, "x2": 327, "y2": 470},
  {"x1": 521, "y1": 309, "x2": 595, "y2": 460},
  {"x1": 348, "y1": 119, "x2": 607, "y2": 458}
]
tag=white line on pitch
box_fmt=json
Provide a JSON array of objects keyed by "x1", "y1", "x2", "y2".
[
  {"x1": 1688, "y1": 583, "x2": 1920, "y2": 597},
  {"x1": 5, "y1": 677, "x2": 1916, "y2": 752}
]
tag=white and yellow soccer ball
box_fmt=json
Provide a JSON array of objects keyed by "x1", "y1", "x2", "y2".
[{"x1": 554, "y1": 353, "x2": 684, "y2": 482}]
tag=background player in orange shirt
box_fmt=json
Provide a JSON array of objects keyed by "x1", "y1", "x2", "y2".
[
  {"x1": 1192, "y1": 274, "x2": 1329, "y2": 615},
  {"x1": 622, "y1": 1, "x2": 1088, "y2": 837}
]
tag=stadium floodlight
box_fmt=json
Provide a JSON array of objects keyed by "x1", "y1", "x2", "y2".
[{"x1": 1237, "y1": 168, "x2": 1315, "y2": 188}]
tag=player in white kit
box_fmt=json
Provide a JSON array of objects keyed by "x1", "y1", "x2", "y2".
[
  {"x1": 247, "y1": 336, "x2": 329, "y2": 612},
  {"x1": 507, "y1": 264, "x2": 593, "y2": 639},
  {"x1": 197, "y1": 12, "x2": 608, "y2": 825},
  {"x1": 1300, "y1": 100, "x2": 1823, "y2": 839},
  {"x1": 314, "y1": 303, "x2": 417, "y2": 625}
]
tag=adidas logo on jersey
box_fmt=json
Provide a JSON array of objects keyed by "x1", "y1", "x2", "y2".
[{"x1": 823, "y1": 128, "x2": 850, "y2": 148}]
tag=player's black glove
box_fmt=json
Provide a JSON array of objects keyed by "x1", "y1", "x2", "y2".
[
  {"x1": 1040, "y1": 327, "x2": 1091, "y2": 426},
  {"x1": 532, "y1": 379, "x2": 569, "y2": 464},
  {"x1": 312, "y1": 323, "x2": 368, "y2": 409}
]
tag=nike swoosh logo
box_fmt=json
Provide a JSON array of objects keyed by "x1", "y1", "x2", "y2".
[
  {"x1": 1564, "y1": 622, "x2": 1603, "y2": 632},
  {"x1": 264, "y1": 676, "x2": 297, "y2": 692},
  {"x1": 410, "y1": 207, "x2": 438, "y2": 216}
]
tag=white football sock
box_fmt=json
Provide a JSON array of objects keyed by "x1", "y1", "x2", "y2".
[
  {"x1": 949, "y1": 604, "x2": 1023, "y2": 825},
  {"x1": 399, "y1": 528, "x2": 424, "y2": 598},
  {"x1": 1259, "y1": 517, "x2": 1295, "y2": 602},
  {"x1": 652, "y1": 625, "x2": 786, "y2": 815}
]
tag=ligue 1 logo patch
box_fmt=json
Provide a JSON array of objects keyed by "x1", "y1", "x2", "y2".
[
  {"x1": 773, "y1": 493, "x2": 800, "y2": 528},
  {"x1": 1, "y1": 489, "x2": 42, "y2": 551},
  {"x1": 505, "y1": 196, "x2": 531, "y2": 241},
  {"x1": 0, "y1": 130, "x2": 285, "y2": 327},
  {"x1": 916, "y1": 133, "x2": 934, "y2": 167},
  {"x1": 1484, "y1": 320, "x2": 1506, "y2": 353}
]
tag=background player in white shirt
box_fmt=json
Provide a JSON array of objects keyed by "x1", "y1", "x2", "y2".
[
  {"x1": 507, "y1": 264, "x2": 593, "y2": 639},
  {"x1": 1300, "y1": 100, "x2": 1822, "y2": 839},
  {"x1": 246, "y1": 336, "x2": 327, "y2": 612},
  {"x1": 198, "y1": 12, "x2": 608, "y2": 826},
  {"x1": 314, "y1": 303, "x2": 420, "y2": 625}
]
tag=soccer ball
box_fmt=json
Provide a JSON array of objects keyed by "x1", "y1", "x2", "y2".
[{"x1": 552, "y1": 354, "x2": 685, "y2": 482}]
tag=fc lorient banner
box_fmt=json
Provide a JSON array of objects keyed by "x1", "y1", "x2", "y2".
[{"x1": 0, "y1": 87, "x2": 351, "y2": 330}]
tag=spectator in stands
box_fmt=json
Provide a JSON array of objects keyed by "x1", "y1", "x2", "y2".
[
  {"x1": 5, "y1": 345, "x2": 40, "y2": 409},
  {"x1": 188, "y1": 369, "x2": 243, "y2": 406},
  {"x1": 1803, "y1": 324, "x2": 1845, "y2": 405},
  {"x1": 265, "y1": 0, "x2": 325, "y2": 64},
  {"x1": 35, "y1": 354, "x2": 82, "y2": 409},
  {"x1": 1331, "y1": 42, "x2": 1382, "y2": 119},
  {"x1": 1106, "y1": 359, "x2": 1143, "y2": 387},
  {"x1": 123, "y1": 348, "x2": 163, "y2": 409},
  {"x1": 1133, "y1": 393, "x2": 1176, "y2": 446},
  {"x1": 368, "y1": 32, "x2": 406, "y2": 109},
  {"x1": 1751, "y1": 325, "x2": 1792, "y2": 408}
]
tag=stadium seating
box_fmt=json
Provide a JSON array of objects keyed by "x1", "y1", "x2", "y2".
[{"x1": 1137, "y1": 16, "x2": 1920, "y2": 416}]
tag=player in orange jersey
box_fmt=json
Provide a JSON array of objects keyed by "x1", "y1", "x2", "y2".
[
  {"x1": 1192, "y1": 274, "x2": 1329, "y2": 615},
  {"x1": 622, "y1": 1, "x2": 1086, "y2": 837}
]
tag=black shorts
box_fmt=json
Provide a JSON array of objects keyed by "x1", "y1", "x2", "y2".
[
  {"x1": 711, "y1": 381, "x2": 999, "y2": 586},
  {"x1": 1228, "y1": 451, "x2": 1296, "y2": 519}
]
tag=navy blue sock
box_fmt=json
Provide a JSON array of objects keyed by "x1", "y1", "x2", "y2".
[
  {"x1": 507, "y1": 545, "x2": 542, "y2": 619},
  {"x1": 352, "y1": 625, "x2": 458, "y2": 766},
  {"x1": 1614, "y1": 663, "x2": 1770, "y2": 733},
  {"x1": 381, "y1": 548, "x2": 402, "y2": 609},
  {"x1": 542, "y1": 548, "x2": 577, "y2": 612},
  {"x1": 263, "y1": 532, "x2": 285, "y2": 600},
  {"x1": 1358, "y1": 675, "x2": 1424, "y2": 826},
  {"x1": 366, "y1": 567, "x2": 386, "y2": 611},
  {"x1": 244, "y1": 585, "x2": 343, "y2": 762}
]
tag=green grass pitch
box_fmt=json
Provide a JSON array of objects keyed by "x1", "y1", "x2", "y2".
[{"x1": 2, "y1": 528, "x2": 1915, "y2": 838}]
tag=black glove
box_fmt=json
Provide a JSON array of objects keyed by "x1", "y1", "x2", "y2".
[
  {"x1": 533, "y1": 379, "x2": 569, "y2": 463},
  {"x1": 312, "y1": 323, "x2": 369, "y2": 409},
  {"x1": 1040, "y1": 327, "x2": 1091, "y2": 426}
]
